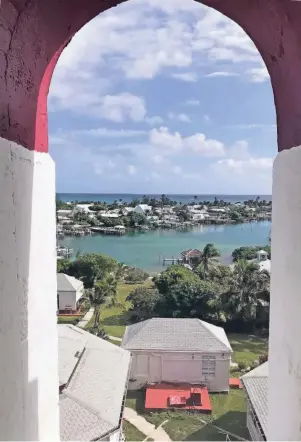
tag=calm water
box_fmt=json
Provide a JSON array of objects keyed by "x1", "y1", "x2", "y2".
[
  {"x1": 59, "y1": 221, "x2": 271, "y2": 273},
  {"x1": 57, "y1": 193, "x2": 272, "y2": 204}
]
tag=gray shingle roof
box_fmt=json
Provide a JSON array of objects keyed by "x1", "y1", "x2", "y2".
[
  {"x1": 241, "y1": 362, "x2": 268, "y2": 437},
  {"x1": 121, "y1": 318, "x2": 232, "y2": 352},
  {"x1": 57, "y1": 273, "x2": 83, "y2": 292},
  {"x1": 58, "y1": 325, "x2": 131, "y2": 441}
]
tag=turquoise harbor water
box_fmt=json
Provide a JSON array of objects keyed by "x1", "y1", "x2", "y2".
[
  {"x1": 57, "y1": 193, "x2": 272, "y2": 204},
  {"x1": 59, "y1": 221, "x2": 271, "y2": 273}
]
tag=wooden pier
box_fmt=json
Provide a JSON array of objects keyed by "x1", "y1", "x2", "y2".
[
  {"x1": 91, "y1": 227, "x2": 125, "y2": 236},
  {"x1": 162, "y1": 257, "x2": 183, "y2": 266}
]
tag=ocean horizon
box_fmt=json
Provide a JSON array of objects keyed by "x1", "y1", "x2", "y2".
[{"x1": 57, "y1": 193, "x2": 272, "y2": 204}]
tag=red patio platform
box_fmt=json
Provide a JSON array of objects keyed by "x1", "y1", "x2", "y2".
[
  {"x1": 229, "y1": 378, "x2": 242, "y2": 389},
  {"x1": 145, "y1": 383, "x2": 212, "y2": 413}
]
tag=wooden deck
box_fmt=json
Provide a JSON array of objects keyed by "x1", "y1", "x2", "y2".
[{"x1": 145, "y1": 383, "x2": 212, "y2": 413}]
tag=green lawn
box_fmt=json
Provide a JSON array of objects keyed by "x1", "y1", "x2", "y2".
[
  {"x1": 102, "y1": 282, "x2": 152, "y2": 338},
  {"x1": 57, "y1": 315, "x2": 83, "y2": 324},
  {"x1": 228, "y1": 333, "x2": 268, "y2": 369},
  {"x1": 126, "y1": 389, "x2": 248, "y2": 441},
  {"x1": 123, "y1": 420, "x2": 146, "y2": 441}
]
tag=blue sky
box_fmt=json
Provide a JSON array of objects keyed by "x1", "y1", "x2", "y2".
[{"x1": 48, "y1": 0, "x2": 276, "y2": 194}]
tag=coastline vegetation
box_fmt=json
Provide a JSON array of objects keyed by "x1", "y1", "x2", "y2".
[
  {"x1": 58, "y1": 242, "x2": 270, "y2": 345},
  {"x1": 56, "y1": 195, "x2": 272, "y2": 240}
]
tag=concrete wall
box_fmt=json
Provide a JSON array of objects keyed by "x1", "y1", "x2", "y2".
[
  {"x1": 128, "y1": 351, "x2": 230, "y2": 392},
  {"x1": 268, "y1": 146, "x2": 301, "y2": 440},
  {"x1": 0, "y1": 138, "x2": 59, "y2": 440}
]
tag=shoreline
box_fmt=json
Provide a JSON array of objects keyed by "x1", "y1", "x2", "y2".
[{"x1": 58, "y1": 220, "x2": 271, "y2": 274}]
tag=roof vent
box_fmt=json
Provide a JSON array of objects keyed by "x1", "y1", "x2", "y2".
[{"x1": 75, "y1": 351, "x2": 81, "y2": 358}]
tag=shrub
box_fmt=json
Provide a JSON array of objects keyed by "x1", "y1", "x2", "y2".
[
  {"x1": 124, "y1": 267, "x2": 149, "y2": 283},
  {"x1": 238, "y1": 361, "x2": 247, "y2": 371},
  {"x1": 259, "y1": 352, "x2": 268, "y2": 364}
]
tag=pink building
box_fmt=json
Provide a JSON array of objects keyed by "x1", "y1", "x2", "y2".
[{"x1": 1, "y1": 0, "x2": 301, "y2": 440}]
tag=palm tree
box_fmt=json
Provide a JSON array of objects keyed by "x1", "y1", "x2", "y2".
[
  {"x1": 196, "y1": 243, "x2": 220, "y2": 279},
  {"x1": 223, "y1": 259, "x2": 270, "y2": 323},
  {"x1": 88, "y1": 276, "x2": 117, "y2": 328}
]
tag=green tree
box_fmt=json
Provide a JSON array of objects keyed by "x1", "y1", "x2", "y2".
[
  {"x1": 222, "y1": 259, "x2": 270, "y2": 324},
  {"x1": 156, "y1": 279, "x2": 222, "y2": 321},
  {"x1": 196, "y1": 263, "x2": 232, "y2": 287},
  {"x1": 232, "y1": 245, "x2": 271, "y2": 262},
  {"x1": 154, "y1": 265, "x2": 200, "y2": 295},
  {"x1": 195, "y1": 244, "x2": 220, "y2": 279},
  {"x1": 57, "y1": 258, "x2": 71, "y2": 274},
  {"x1": 124, "y1": 267, "x2": 149, "y2": 284},
  {"x1": 127, "y1": 287, "x2": 161, "y2": 320},
  {"x1": 89, "y1": 277, "x2": 117, "y2": 327},
  {"x1": 67, "y1": 253, "x2": 118, "y2": 288}
]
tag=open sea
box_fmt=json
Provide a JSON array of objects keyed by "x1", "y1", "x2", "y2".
[
  {"x1": 57, "y1": 193, "x2": 271, "y2": 273},
  {"x1": 57, "y1": 193, "x2": 272, "y2": 204}
]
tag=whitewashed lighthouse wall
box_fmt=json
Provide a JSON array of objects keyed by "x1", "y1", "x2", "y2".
[
  {"x1": 0, "y1": 138, "x2": 59, "y2": 440},
  {"x1": 268, "y1": 146, "x2": 301, "y2": 441}
]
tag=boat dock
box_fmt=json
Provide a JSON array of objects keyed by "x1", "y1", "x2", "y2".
[
  {"x1": 162, "y1": 257, "x2": 183, "y2": 266},
  {"x1": 90, "y1": 226, "x2": 125, "y2": 236},
  {"x1": 57, "y1": 246, "x2": 73, "y2": 258}
]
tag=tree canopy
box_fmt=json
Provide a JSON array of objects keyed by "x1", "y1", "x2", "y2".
[
  {"x1": 154, "y1": 265, "x2": 200, "y2": 295},
  {"x1": 61, "y1": 253, "x2": 119, "y2": 288},
  {"x1": 232, "y1": 245, "x2": 271, "y2": 262}
]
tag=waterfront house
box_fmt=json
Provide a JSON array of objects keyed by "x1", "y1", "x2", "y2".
[
  {"x1": 123, "y1": 206, "x2": 135, "y2": 215},
  {"x1": 253, "y1": 250, "x2": 271, "y2": 274},
  {"x1": 241, "y1": 362, "x2": 268, "y2": 441},
  {"x1": 72, "y1": 204, "x2": 94, "y2": 215},
  {"x1": 57, "y1": 209, "x2": 72, "y2": 218},
  {"x1": 121, "y1": 318, "x2": 232, "y2": 392},
  {"x1": 98, "y1": 211, "x2": 120, "y2": 218},
  {"x1": 57, "y1": 273, "x2": 84, "y2": 313},
  {"x1": 134, "y1": 204, "x2": 152, "y2": 214},
  {"x1": 59, "y1": 325, "x2": 131, "y2": 441},
  {"x1": 181, "y1": 248, "x2": 202, "y2": 266}
]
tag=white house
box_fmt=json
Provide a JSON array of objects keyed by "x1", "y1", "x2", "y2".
[
  {"x1": 57, "y1": 273, "x2": 84, "y2": 312},
  {"x1": 134, "y1": 204, "x2": 152, "y2": 214},
  {"x1": 241, "y1": 362, "x2": 268, "y2": 441},
  {"x1": 57, "y1": 209, "x2": 72, "y2": 217},
  {"x1": 59, "y1": 325, "x2": 131, "y2": 441},
  {"x1": 123, "y1": 207, "x2": 135, "y2": 215},
  {"x1": 121, "y1": 318, "x2": 232, "y2": 392},
  {"x1": 253, "y1": 250, "x2": 271, "y2": 274},
  {"x1": 98, "y1": 211, "x2": 120, "y2": 218}
]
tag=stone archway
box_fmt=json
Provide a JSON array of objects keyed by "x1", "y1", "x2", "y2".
[{"x1": 1, "y1": 0, "x2": 301, "y2": 440}]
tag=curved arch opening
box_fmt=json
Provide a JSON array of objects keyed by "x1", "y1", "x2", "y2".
[{"x1": 48, "y1": 0, "x2": 276, "y2": 199}]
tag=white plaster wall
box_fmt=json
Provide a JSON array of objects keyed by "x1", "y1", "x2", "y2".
[
  {"x1": 0, "y1": 139, "x2": 59, "y2": 440},
  {"x1": 109, "y1": 428, "x2": 122, "y2": 442},
  {"x1": 268, "y1": 146, "x2": 301, "y2": 440},
  {"x1": 128, "y1": 350, "x2": 230, "y2": 392},
  {"x1": 58, "y1": 291, "x2": 77, "y2": 310},
  {"x1": 247, "y1": 406, "x2": 263, "y2": 441}
]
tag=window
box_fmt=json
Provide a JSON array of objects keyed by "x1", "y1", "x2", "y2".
[{"x1": 202, "y1": 356, "x2": 216, "y2": 376}]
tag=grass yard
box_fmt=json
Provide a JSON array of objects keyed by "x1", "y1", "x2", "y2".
[
  {"x1": 123, "y1": 421, "x2": 146, "y2": 441},
  {"x1": 57, "y1": 315, "x2": 83, "y2": 324},
  {"x1": 126, "y1": 389, "x2": 248, "y2": 441},
  {"x1": 228, "y1": 333, "x2": 268, "y2": 370},
  {"x1": 102, "y1": 281, "x2": 152, "y2": 338}
]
